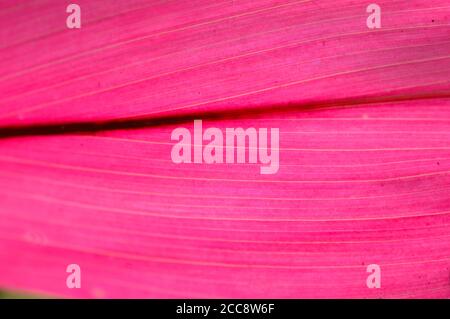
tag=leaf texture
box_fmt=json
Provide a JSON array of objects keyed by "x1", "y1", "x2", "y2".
[{"x1": 0, "y1": 0, "x2": 449, "y2": 298}]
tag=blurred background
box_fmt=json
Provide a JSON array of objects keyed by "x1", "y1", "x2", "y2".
[{"x1": 0, "y1": 289, "x2": 40, "y2": 299}]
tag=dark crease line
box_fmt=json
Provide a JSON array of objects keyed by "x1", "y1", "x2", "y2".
[{"x1": 0, "y1": 91, "x2": 449, "y2": 139}]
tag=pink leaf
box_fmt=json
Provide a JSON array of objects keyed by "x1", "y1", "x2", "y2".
[{"x1": 0, "y1": 0, "x2": 449, "y2": 298}]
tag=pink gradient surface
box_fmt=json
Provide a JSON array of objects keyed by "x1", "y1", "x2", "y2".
[{"x1": 0, "y1": 0, "x2": 449, "y2": 298}]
